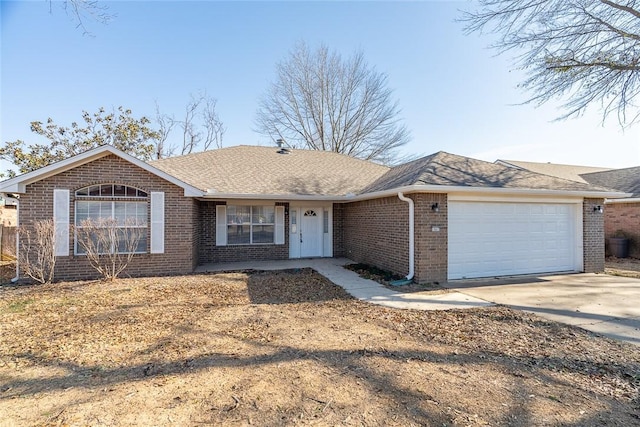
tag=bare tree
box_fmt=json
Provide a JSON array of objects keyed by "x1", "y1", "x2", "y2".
[
  {"x1": 154, "y1": 94, "x2": 226, "y2": 159},
  {"x1": 255, "y1": 43, "x2": 410, "y2": 164},
  {"x1": 154, "y1": 102, "x2": 177, "y2": 159},
  {"x1": 75, "y1": 218, "x2": 144, "y2": 282},
  {"x1": 49, "y1": 0, "x2": 114, "y2": 35},
  {"x1": 461, "y1": 0, "x2": 640, "y2": 127},
  {"x1": 18, "y1": 220, "x2": 56, "y2": 284}
]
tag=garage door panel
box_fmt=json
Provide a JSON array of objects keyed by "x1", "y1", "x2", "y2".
[{"x1": 448, "y1": 201, "x2": 580, "y2": 280}]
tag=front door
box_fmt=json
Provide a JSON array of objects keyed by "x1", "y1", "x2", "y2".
[{"x1": 300, "y1": 208, "x2": 323, "y2": 257}]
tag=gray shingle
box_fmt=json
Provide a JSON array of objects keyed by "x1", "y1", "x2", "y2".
[
  {"x1": 363, "y1": 151, "x2": 611, "y2": 193},
  {"x1": 581, "y1": 167, "x2": 640, "y2": 197},
  {"x1": 150, "y1": 146, "x2": 390, "y2": 196},
  {"x1": 497, "y1": 159, "x2": 613, "y2": 184},
  {"x1": 150, "y1": 146, "x2": 615, "y2": 197}
]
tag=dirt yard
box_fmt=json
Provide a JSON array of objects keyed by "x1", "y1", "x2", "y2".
[
  {"x1": 1, "y1": 269, "x2": 639, "y2": 426},
  {"x1": 606, "y1": 256, "x2": 640, "y2": 278}
]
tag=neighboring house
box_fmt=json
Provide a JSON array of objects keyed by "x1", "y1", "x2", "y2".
[
  {"x1": 581, "y1": 167, "x2": 640, "y2": 258},
  {"x1": 0, "y1": 145, "x2": 626, "y2": 283},
  {"x1": 498, "y1": 160, "x2": 640, "y2": 258},
  {"x1": 0, "y1": 195, "x2": 18, "y2": 226}
]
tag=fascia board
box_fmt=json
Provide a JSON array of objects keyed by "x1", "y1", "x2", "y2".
[
  {"x1": 0, "y1": 145, "x2": 204, "y2": 197},
  {"x1": 199, "y1": 185, "x2": 630, "y2": 202},
  {"x1": 198, "y1": 193, "x2": 344, "y2": 202},
  {"x1": 606, "y1": 197, "x2": 640, "y2": 204},
  {"x1": 344, "y1": 185, "x2": 629, "y2": 202}
]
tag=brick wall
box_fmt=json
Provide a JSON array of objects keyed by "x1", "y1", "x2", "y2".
[
  {"x1": 413, "y1": 193, "x2": 448, "y2": 284},
  {"x1": 604, "y1": 202, "x2": 640, "y2": 258},
  {"x1": 332, "y1": 204, "x2": 345, "y2": 257},
  {"x1": 20, "y1": 154, "x2": 196, "y2": 281},
  {"x1": 583, "y1": 198, "x2": 605, "y2": 273},
  {"x1": 197, "y1": 201, "x2": 290, "y2": 264},
  {"x1": 342, "y1": 196, "x2": 410, "y2": 278}
]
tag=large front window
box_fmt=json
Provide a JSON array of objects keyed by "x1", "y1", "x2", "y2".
[
  {"x1": 75, "y1": 185, "x2": 148, "y2": 254},
  {"x1": 227, "y1": 205, "x2": 275, "y2": 245}
]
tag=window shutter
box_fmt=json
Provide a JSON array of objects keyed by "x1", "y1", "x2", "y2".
[
  {"x1": 150, "y1": 192, "x2": 165, "y2": 254},
  {"x1": 216, "y1": 205, "x2": 227, "y2": 246},
  {"x1": 275, "y1": 206, "x2": 285, "y2": 245},
  {"x1": 53, "y1": 189, "x2": 69, "y2": 256}
]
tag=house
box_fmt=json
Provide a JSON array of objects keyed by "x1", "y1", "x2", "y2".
[
  {"x1": 0, "y1": 195, "x2": 18, "y2": 226},
  {"x1": 0, "y1": 145, "x2": 627, "y2": 283},
  {"x1": 498, "y1": 160, "x2": 640, "y2": 258}
]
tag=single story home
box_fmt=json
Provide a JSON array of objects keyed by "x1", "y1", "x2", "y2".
[
  {"x1": 498, "y1": 160, "x2": 640, "y2": 258},
  {"x1": 0, "y1": 145, "x2": 627, "y2": 283}
]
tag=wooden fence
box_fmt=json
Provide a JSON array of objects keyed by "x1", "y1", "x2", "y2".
[{"x1": 0, "y1": 225, "x2": 17, "y2": 260}]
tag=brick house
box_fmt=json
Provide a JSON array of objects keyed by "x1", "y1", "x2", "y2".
[
  {"x1": 580, "y1": 167, "x2": 640, "y2": 258},
  {"x1": 0, "y1": 145, "x2": 626, "y2": 282},
  {"x1": 498, "y1": 160, "x2": 639, "y2": 258}
]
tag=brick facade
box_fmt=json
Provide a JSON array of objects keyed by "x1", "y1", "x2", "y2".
[
  {"x1": 342, "y1": 196, "x2": 411, "y2": 279},
  {"x1": 583, "y1": 198, "x2": 606, "y2": 273},
  {"x1": 413, "y1": 193, "x2": 448, "y2": 284},
  {"x1": 197, "y1": 201, "x2": 290, "y2": 264},
  {"x1": 332, "y1": 203, "x2": 345, "y2": 258},
  {"x1": 20, "y1": 155, "x2": 197, "y2": 281},
  {"x1": 17, "y1": 151, "x2": 607, "y2": 281},
  {"x1": 603, "y1": 202, "x2": 640, "y2": 258}
]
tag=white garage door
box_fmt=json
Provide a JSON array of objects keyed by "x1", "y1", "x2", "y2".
[{"x1": 448, "y1": 201, "x2": 581, "y2": 280}]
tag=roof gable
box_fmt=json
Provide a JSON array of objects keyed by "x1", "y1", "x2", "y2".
[{"x1": 0, "y1": 145, "x2": 202, "y2": 196}]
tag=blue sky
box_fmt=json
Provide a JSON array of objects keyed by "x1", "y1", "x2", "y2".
[{"x1": 2, "y1": 0, "x2": 639, "y2": 170}]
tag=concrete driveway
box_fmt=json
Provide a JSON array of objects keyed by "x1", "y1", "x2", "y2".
[{"x1": 445, "y1": 273, "x2": 640, "y2": 346}]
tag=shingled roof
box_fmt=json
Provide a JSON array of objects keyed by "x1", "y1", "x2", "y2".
[
  {"x1": 150, "y1": 145, "x2": 390, "y2": 197},
  {"x1": 496, "y1": 159, "x2": 613, "y2": 184},
  {"x1": 581, "y1": 167, "x2": 640, "y2": 198},
  {"x1": 363, "y1": 151, "x2": 612, "y2": 193}
]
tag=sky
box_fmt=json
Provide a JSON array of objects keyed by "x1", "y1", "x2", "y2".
[{"x1": 1, "y1": 0, "x2": 639, "y2": 171}]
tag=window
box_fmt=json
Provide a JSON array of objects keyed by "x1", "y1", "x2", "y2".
[
  {"x1": 75, "y1": 185, "x2": 148, "y2": 254},
  {"x1": 227, "y1": 205, "x2": 275, "y2": 245}
]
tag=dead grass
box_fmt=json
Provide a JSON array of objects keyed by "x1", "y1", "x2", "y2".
[
  {"x1": 0, "y1": 268, "x2": 639, "y2": 426},
  {"x1": 606, "y1": 257, "x2": 640, "y2": 278}
]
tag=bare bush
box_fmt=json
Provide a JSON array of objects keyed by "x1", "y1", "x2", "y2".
[
  {"x1": 18, "y1": 219, "x2": 56, "y2": 284},
  {"x1": 75, "y1": 218, "x2": 144, "y2": 282}
]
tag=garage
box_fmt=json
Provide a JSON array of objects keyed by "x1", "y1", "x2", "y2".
[{"x1": 448, "y1": 200, "x2": 582, "y2": 280}]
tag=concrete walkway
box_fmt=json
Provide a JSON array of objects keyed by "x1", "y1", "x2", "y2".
[{"x1": 196, "y1": 258, "x2": 492, "y2": 311}]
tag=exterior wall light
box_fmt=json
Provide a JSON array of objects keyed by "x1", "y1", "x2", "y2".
[
  {"x1": 594, "y1": 205, "x2": 603, "y2": 213},
  {"x1": 431, "y1": 202, "x2": 439, "y2": 212}
]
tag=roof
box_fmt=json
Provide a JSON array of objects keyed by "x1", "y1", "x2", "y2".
[
  {"x1": 0, "y1": 145, "x2": 628, "y2": 200},
  {"x1": 150, "y1": 145, "x2": 390, "y2": 197},
  {"x1": 364, "y1": 151, "x2": 613, "y2": 194},
  {"x1": 0, "y1": 145, "x2": 202, "y2": 196},
  {"x1": 581, "y1": 167, "x2": 640, "y2": 198},
  {"x1": 496, "y1": 159, "x2": 613, "y2": 184}
]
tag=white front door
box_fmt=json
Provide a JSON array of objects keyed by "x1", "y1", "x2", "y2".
[{"x1": 300, "y1": 208, "x2": 323, "y2": 257}]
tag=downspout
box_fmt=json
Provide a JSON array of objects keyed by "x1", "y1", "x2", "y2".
[
  {"x1": 11, "y1": 196, "x2": 19, "y2": 282},
  {"x1": 397, "y1": 192, "x2": 414, "y2": 281}
]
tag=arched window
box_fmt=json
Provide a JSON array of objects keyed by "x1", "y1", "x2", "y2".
[{"x1": 74, "y1": 184, "x2": 148, "y2": 254}]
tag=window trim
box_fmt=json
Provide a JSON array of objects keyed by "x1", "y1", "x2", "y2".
[
  {"x1": 226, "y1": 204, "x2": 276, "y2": 245},
  {"x1": 74, "y1": 185, "x2": 149, "y2": 255},
  {"x1": 75, "y1": 184, "x2": 148, "y2": 199}
]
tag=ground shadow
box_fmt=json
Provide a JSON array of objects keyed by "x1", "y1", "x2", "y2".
[{"x1": 245, "y1": 268, "x2": 353, "y2": 304}]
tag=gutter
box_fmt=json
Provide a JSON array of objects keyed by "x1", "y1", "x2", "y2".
[
  {"x1": 396, "y1": 192, "x2": 414, "y2": 282},
  {"x1": 195, "y1": 185, "x2": 630, "y2": 203},
  {"x1": 606, "y1": 197, "x2": 640, "y2": 204}
]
